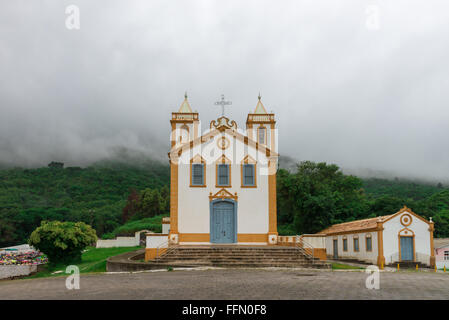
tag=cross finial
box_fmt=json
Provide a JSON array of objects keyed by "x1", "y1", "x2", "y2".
[
  {"x1": 184, "y1": 91, "x2": 188, "y2": 99},
  {"x1": 258, "y1": 92, "x2": 261, "y2": 100},
  {"x1": 214, "y1": 94, "x2": 232, "y2": 117}
]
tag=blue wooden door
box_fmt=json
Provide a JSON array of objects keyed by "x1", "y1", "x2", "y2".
[
  {"x1": 211, "y1": 201, "x2": 236, "y2": 243},
  {"x1": 400, "y1": 237, "x2": 414, "y2": 261}
]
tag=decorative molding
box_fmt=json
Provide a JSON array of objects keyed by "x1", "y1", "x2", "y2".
[
  {"x1": 210, "y1": 116, "x2": 237, "y2": 130},
  {"x1": 400, "y1": 213, "x2": 412, "y2": 227},
  {"x1": 209, "y1": 188, "x2": 238, "y2": 201}
]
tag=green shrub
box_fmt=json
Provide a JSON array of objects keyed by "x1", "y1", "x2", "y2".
[
  {"x1": 277, "y1": 223, "x2": 296, "y2": 236},
  {"x1": 112, "y1": 215, "x2": 167, "y2": 236},
  {"x1": 29, "y1": 220, "x2": 97, "y2": 264}
]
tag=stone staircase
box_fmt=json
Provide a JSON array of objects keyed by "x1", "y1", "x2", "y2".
[{"x1": 155, "y1": 246, "x2": 330, "y2": 269}]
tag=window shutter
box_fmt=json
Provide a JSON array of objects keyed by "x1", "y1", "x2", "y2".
[
  {"x1": 243, "y1": 164, "x2": 254, "y2": 186},
  {"x1": 218, "y1": 164, "x2": 229, "y2": 185},
  {"x1": 192, "y1": 164, "x2": 203, "y2": 185}
]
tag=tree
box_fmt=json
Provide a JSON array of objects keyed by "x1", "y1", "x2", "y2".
[
  {"x1": 122, "y1": 189, "x2": 140, "y2": 223},
  {"x1": 277, "y1": 161, "x2": 369, "y2": 234},
  {"x1": 48, "y1": 161, "x2": 64, "y2": 169},
  {"x1": 139, "y1": 188, "x2": 162, "y2": 218},
  {"x1": 28, "y1": 220, "x2": 97, "y2": 264}
]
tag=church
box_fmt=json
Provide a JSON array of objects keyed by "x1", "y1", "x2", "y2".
[{"x1": 166, "y1": 94, "x2": 279, "y2": 246}]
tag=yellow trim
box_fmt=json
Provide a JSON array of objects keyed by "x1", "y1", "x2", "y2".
[
  {"x1": 240, "y1": 155, "x2": 257, "y2": 188},
  {"x1": 190, "y1": 155, "x2": 206, "y2": 187},
  {"x1": 400, "y1": 213, "x2": 413, "y2": 227},
  {"x1": 169, "y1": 159, "x2": 179, "y2": 235},
  {"x1": 382, "y1": 205, "x2": 432, "y2": 226},
  {"x1": 398, "y1": 231, "x2": 416, "y2": 262},
  {"x1": 270, "y1": 122, "x2": 275, "y2": 152},
  {"x1": 377, "y1": 222, "x2": 385, "y2": 268},
  {"x1": 145, "y1": 248, "x2": 167, "y2": 261},
  {"x1": 268, "y1": 159, "x2": 277, "y2": 234},
  {"x1": 430, "y1": 221, "x2": 435, "y2": 267},
  {"x1": 237, "y1": 234, "x2": 268, "y2": 243},
  {"x1": 177, "y1": 233, "x2": 269, "y2": 243},
  {"x1": 209, "y1": 188, "x2": 238, "y2": 201},
  {"x1": 169, "y1": 126, "x2": 279, "y2": 159}
]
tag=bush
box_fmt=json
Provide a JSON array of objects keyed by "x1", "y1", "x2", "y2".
[{"x1": 28, "y1": 220, "x2": 97, "y2": 264}]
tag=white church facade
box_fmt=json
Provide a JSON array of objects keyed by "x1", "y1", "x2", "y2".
[{"x1": 166, "y1": 94, "x2": 279, "y2": 246}]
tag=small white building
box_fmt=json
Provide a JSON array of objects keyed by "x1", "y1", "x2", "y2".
[
  {"x1": 318, "y1": 206, "x2": 435, "y2": 268},
  {"x1": 434, "y1": 238, "x2": 449, "y2": 270}
]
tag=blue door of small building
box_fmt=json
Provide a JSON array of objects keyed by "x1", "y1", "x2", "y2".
[
  {"x1": 211, "y1": 201, "x2": 236, "y2": 243},
  {"x1": 400, "y1": 237, "x2": 414, "y2": 261}
]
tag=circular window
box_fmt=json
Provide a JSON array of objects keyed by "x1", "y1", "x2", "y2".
[
  {"x1": 400, "y1": 214, "x2": 412, "y2": 227},
  {"x1": 217, "y1": 136, "x2": 230, "y2": 150}
]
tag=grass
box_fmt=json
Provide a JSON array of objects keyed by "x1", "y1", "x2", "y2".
[
  {"x1": 27, "y1": 246, "x2": 142, "y2": 278},
  {"x1": 331, "y1": 262, "x2": 364, "y2": 270}
]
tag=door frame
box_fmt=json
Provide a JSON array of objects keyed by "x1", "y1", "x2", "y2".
[
  {"x1": 209, "y1": 198, "x2": 238, "y2": 243},
  {"x1": 398, "y1": 230, "x2": 415, "y2": 262},
  {"x1": 333, "y1": 239, "x2": 338, "y2": 259}
]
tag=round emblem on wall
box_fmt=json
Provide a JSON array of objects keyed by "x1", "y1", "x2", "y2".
[
  {"x1": 400, "y1": 214, "x2": 412, "y2": 227},
  {"x1": 217, "y1": 136, "x2": 230, "y2": 150}
]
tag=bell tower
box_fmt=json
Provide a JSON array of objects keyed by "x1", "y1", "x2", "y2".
[
  {"x1": 170, "y1": 93, "x2": 200, "y2": 149},
  {"x1": 246, "y1": 94, "x2": 276, "y2": 152}
]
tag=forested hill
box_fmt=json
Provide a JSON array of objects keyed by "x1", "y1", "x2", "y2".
[
  {"x1": 0, "y1": 160, "x2": 170, "y2": 247},
  {"x1": 0, "y1": 160, "x2": 448, "y2": 248}
]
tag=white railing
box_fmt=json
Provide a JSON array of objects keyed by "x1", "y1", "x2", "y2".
[
  {"x1": 155, "y1": 240, "x2": 178, "y2": 260},
  {"x1": 295, "y1": 236, "x2": 315, "y2": 263},
  {"x1": 385, "y1": 251, "x2": 431, "y2": 266}
]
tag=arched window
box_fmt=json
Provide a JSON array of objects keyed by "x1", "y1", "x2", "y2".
[
  {"x1": 257, "y1": 126, "x2": 266, "y2": 145},
  {"x1": 179, "y1": 125, "x2": 189, "y2": 143}
]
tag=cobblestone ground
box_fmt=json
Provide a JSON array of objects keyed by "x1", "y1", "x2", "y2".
[{"x1": 1, "y1": 269, "x2": 449, "y2": 300}]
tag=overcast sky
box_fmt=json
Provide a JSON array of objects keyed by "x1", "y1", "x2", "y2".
[{"x1": 1, "y1": 0, "x2": 448, "y2": 180}]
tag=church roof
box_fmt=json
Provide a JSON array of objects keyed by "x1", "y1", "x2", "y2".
[
  {"x1": 253, "y1": 95, "x2": 268, "y2": 114},
  {"x1": 435, "y1": 238, "x2": 449, "y2": 249},
  {"x1": 178, "y1": 93, "x2": 193, "y2": 113},
  {"x1": 317, "y1": 206, "x2": 432, "y2": 236},
  {"x1": 169, "y1": 116, "x2": 278, "y2": 158},
  {"x1": 317, "y1": 215, "x2": 393, "y2": 235}
]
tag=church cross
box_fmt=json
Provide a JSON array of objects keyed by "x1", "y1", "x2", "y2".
[{"x1": 214, "y1": 94, "x2": 232, "y2": 117}]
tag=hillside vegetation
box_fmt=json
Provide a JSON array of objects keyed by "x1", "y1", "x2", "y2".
[{"x1": 1, "y1": 159, "x2": 448, "y2": 248}]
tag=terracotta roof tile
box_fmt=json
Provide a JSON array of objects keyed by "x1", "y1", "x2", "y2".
[{"x1": 318, "y1": 215, "x2": 393, "y2": 235}]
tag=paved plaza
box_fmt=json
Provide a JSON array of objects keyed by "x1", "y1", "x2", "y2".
[{"x1": 1, "y1": 268, "x2": 448, "y2": 300}]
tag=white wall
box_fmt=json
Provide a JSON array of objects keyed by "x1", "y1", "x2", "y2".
[
  {"x1": 301, "y1": 235, "x2": 326, "y2": 248},
  {"x1": 383, "y1": 211, "x2": 431, "y2": 265},
  {"x1": 177, "y1": 131, "x2": 270, "y2": 238},
  {"x1": 96, "y1": 237, "x2": 138, "y2": 248},
  {"x1": 325, "y1": 231, "x2": 378, "y2": 264},
  {"x1": 0, "y1": 265, "x2": 37, "y2": 280},
  {"x1": 162, "y1": 223, "x2": 170, "y2": 234},
  {"x1": 146, "y1": 235, "x2": 168, "y2": 249}
]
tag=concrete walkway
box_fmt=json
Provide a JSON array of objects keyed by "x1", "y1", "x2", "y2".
[{"x1": 1, "y1": 268, "x2": 449, "y2": 300}]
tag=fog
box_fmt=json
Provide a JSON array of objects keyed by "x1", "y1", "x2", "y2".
[{"x1": 1, "y1": 0, "x2": 448, "y2": 181}]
